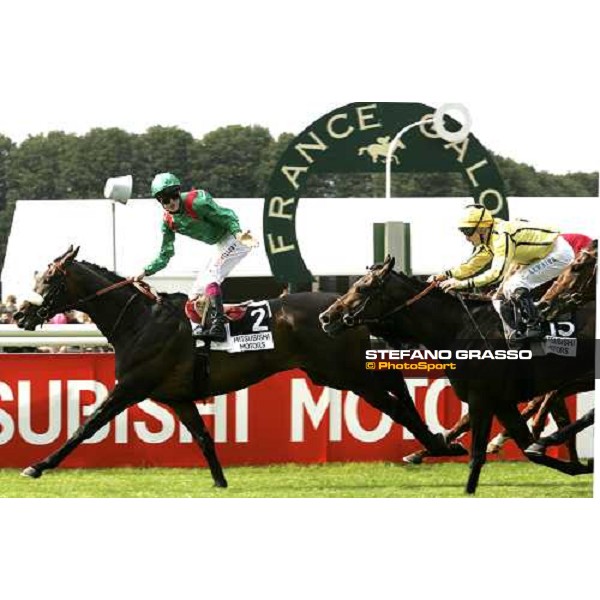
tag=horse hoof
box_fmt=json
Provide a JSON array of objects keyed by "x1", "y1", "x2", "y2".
[
  {"x1": 403, "y1": 452, "x2": 424, "y2": 465},
  {"x1": 465, "y1": 484, "x2": 477, "y2": 495},
  {"x1": 448, "y1": 442, "x2": 468, "y2": 457},
  {"x1": 21, "y1": 466, "x2": 42, "y2": 479},
  {"x1": 524, "y1": 442, "x2": 546, "y2": 457},
  {"x1": 214, "y1": 480, "x2": 228, "y2": 488}
]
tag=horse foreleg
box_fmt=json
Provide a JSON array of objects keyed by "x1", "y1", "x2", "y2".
[
  {"x1": 170, "y1": 401, "x2": 228, "y2": 488},
  {"x1": 495, "y1": 403, "x2": 592, "y2": 476},
  {"x1": 404, "y1": 412, "x2": 470, "y2": 464},
  {"x1": 526, "y1": 409, "x2": 594, "y2": 462},
  {"x1": 547, "y1": 393, "x2": 580, "y2": 464},
  {"x1": 528, "y1": 378, "x2": 592, "y2": 464},
  {"x1": 530, "y1": 393, "x2": 554, "y2": 439},
  {"x1": 465, "y1": 400, "x2": 494, "y2": 495},
  {"x1": 364, "y1": 377, "x2": 467, "y2": 461},
  {"x1": 21, "y1": 384, "x2": 141, "y2": 479},
  {"x1": 487, "y1": 394, "x2": 546, "y2": 453}
]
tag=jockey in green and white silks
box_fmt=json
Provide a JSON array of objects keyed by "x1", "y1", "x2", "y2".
[
  {"x1": 428, "y1": 204, "x2": 576, "y2": 342},
  {"x1": 135, "y1": 172, "x2": 258, "y2": 341}
]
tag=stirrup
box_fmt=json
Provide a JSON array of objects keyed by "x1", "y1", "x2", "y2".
[
  {"x1": 191, "y1": 324, "x2": 207, "y2": 339},
  {"x1": 206, "y1": 318, "x2": 227, "y2": 342},
  {"x1": 509, "y1": 325, "x2": 542, "y2": 343}
]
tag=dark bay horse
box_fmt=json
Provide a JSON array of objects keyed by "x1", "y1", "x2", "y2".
[
  {"x1": 13, "y1": 247, "x2": 465, "y2": 488},
  {"x1": 319, "y1": 256, "x2": 595, "y2": 494}
]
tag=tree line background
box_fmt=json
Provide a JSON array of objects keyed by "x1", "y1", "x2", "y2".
[{"x1": 0, "y1": 125, "x2": 598, "y2": 270}]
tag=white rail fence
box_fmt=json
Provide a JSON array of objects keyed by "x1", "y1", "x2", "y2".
[{"x1": 0, "y1": 324, "x2": 109, "y2": 348}]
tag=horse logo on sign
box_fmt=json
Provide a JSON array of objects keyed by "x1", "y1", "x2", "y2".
[{"x1": 358, "y1": 136, "x2": 400, "y2": 165}]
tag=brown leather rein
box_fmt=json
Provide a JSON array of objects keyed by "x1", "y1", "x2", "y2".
[
  {"x1": 344, "y1": 279, "x2": 438, "y2": 326},
  {"x1": 38, "y1": 261, "x2": 161, "y2": 339},
  {"x1": 61, "y1": 275, "x2": 160, "y2": 310},
  {"x1": 372, "y1": 280, "x2": 439, "y2": 321}
]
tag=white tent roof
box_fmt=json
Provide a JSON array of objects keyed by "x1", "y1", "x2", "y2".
[{"x1": 3, "y1": 196, "x2": 598, "y2": 301}]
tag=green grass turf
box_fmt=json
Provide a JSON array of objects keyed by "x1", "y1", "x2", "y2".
[{"x1": 0, "y1": 462, "x2": 593, "y2": 498}]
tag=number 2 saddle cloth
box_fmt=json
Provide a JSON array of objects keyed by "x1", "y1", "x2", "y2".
[{"x1": 195, "y1": 300, "x2": 275, "y2": 353}]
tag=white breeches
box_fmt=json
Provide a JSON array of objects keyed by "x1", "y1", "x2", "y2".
[
  {"x1": 501, "y1": 235, "x2": 575, "y2": 297},
  {"x1": 189, "y1": 234, "x2": 252, "y2": 299}
]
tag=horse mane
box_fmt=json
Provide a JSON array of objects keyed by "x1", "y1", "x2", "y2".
[
  {"x1": 74, "y1": 259, "x2": 186, "y2": 305},
  {"x1": 76, "y1": 260, "x2": 125, "y2": 283}
]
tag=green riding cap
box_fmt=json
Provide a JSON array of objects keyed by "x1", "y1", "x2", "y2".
[{"x1": 151, "y1": 172, "x2": 181, "y2": 197}]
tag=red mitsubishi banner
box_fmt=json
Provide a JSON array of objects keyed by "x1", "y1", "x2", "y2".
[{"x1": 0, "y1": 354, "x2": 586, "y2": 468}]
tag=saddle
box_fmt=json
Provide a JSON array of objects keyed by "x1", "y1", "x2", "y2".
[{"x1": 184, "y1": 299, "x2": 252, "y2": 324}]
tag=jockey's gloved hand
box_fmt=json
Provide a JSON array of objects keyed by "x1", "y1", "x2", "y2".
[
  {"x1": 236, "y1": 230, "x2": 259, "y2": 248},
  {"x1": 427, "y1": 273, "x2": 448, "y2": 283},
  {"x1": 439, "y1": 277, "x2": 468, "y2": 292}
]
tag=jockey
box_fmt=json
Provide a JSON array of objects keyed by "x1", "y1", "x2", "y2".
[
  {"x1": 428, "y1": 204, "x2": 580, "y2": 342},
  {"x1": 135, "y1": 172, "x2": 258, "y2": 341}
]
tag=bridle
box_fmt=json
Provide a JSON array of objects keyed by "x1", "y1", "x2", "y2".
[
  {"x1": 31, "y1": 260, "x2": 159, "y2": 337},
  {"x1": 341, "y1": 272, "x2": 438, "y2": 327}
]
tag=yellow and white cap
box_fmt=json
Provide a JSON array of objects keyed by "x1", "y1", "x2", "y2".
[{"x1": 458, "y1": 204, "x2": 494, "y2": 232}]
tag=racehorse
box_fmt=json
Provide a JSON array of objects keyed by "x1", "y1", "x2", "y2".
[
  {"x1": 404, "y1": 246, "x2": 598, "y2": 465},
  {"x1": 319, "y1": 256, "x2": 595, "y2": 494},
  {"x1": 13, "y1": 247, "x2": 465, "y2": 488}
]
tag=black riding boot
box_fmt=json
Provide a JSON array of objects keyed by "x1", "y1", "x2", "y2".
[
  {"x1": 207, "y1": 293, "x2": 227, "y2": 342},
  {"x1": 511, "y1": 287, "x2": 543, "y2": 341}
]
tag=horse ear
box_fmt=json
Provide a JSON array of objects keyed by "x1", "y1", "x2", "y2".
[
  {"x1": 382, "y1": 255, "x2": 395, "y2": 273},
  {"x1": 59, "y1": 245, "x2": 79, "y2": 266}
]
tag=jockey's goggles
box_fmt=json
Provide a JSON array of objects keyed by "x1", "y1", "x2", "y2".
[{"x1": 156, "y1": 188, "x2": 181, "y2": 205}]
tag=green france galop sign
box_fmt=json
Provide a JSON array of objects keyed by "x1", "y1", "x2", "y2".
[{"x1": 263, "y1": 102, "x2": 508, "y2": 284}]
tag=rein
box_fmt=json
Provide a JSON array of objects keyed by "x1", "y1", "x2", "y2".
[
  {"x1": 38, "y1": 263, "x2": 161, "y2": 339},
  {"x1": 455, "y1": 292, "x2": 493, "y2": 350},
  {"x1": 356, "y1": 280, "x2": 439, "y2": 325},
  {"x1": 62, "y1": 277, "x2": 160, "y2": 312},
  {"x1": 65, "y1": 278, "x2": 136, "y2": 309}
]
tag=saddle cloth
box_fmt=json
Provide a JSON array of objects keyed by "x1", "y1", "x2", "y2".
[
  {"x1": 195, "y1": 300, "x2": 275, "y2": 353},
  {"x1": 531, "y1": 315, "x2": 578, "y2": 357}
]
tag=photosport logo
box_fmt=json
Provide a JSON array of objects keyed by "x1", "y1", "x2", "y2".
[{"x1": 263, "y1": 102, "x2": 509, "y2": 285}]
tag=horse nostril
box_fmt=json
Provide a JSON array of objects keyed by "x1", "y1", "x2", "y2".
[
  {"x1": 343, "y1": 314, "x2": 355, "y2": 326},
  {"x1": 319, "y1": 313, "x2": 330, "y2": 325}
]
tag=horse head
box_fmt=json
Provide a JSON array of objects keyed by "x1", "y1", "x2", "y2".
[
  {"x1": 319, "y1": 255, "x2": 399, "y2": 335},
  {"x1": 14, "y1": 245, "x2": 81, "y2": 330}
]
